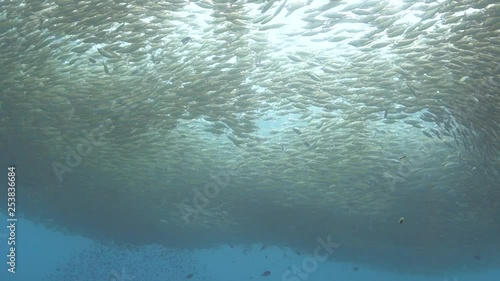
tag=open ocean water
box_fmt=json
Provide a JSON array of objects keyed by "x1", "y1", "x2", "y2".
[
  {"x1": 0, "y1": 216, "x2": 500, "y2": 281},
  {"x1": 1, "y1": 0, "x2": 499, "y2": 280}
]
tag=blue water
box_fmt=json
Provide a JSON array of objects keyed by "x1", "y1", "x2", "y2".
[{"x1": 1, "y1": 215, "x2": 499, "y2": 281}]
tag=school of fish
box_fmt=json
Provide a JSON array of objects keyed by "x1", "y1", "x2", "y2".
[{"x1": 1, "y1": 0, "x2": 499, "y2": 275}]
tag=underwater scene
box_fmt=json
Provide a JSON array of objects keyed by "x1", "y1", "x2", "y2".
[{"x1": 0, "y1": 0, "x2": 499, "y2": 280}]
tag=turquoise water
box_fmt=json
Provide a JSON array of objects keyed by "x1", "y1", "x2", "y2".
[{"x1": 1, "y1": 215, "x2": 499, "y2": 281}]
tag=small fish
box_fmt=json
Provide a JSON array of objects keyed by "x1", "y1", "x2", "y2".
[
  {"x1": 353, "y1": 266, "x2": 360, "y2": 271},
  {"x1": 103, "y1": 63, "x2": 109, "y2": 74},
  {"x1": 406, "y1": 82, "x2": 416, "y2": 96},
  {"x1": 88, "y1": 57, "x2": 96, "y2": 63},
  {"x1": 303, "y1": 141, "x2": 310, "y2": 148},
  {"x1": 399, "y1": 217, "x2": 405, "y2": 224},
  {"x1": 229, "y1": 244, "x2": 234, "y2": 248},
  {"x1": 292, "y1": 128, "x2": 302, "y2": 135},
  {"x1": 422, "y1": 130, "x2": 433, "y2": 139},
  {"x1": 97, "y1": 48, "x2": 120, "y2": 59},
  {"x1": 261, "y1": 0, "x2": 274, "y2": 13},
  {"x1": 384, "y1": 109, "x2": 388, "y2": 118},
  {"x1": 256, "y1": 56, "x2": 262, "y2": 66},
  {"x1": 260, "y1": 245, "x2": 267, "y2": 250},
  {"x1": 272, "y1": 0, "x2": 288, "y2": 18},
  {"x1": 181, "y1": 37, "x2": 192, "y2": 44},
  {"x1": 185, "y1": 273, "x2": 193, "y2": 279},
  {"x1": 261, "y1": 271, "x2": 271, "y2": 277},
  {"x1": 115, "y1": 23, "x2": 125, "y2": 32},
  {"x1": 442, "y1": 141, "x2": 455, "y2": 149},
  {"x1": 474, "y1": 255, "x2": 481, "y2": 260},
  {"x1": 430, "y1": 128, "x2": 443, "y2": 140},
  {"x1": 399, "y1": 155, "x2": 406, "y2": 160}
]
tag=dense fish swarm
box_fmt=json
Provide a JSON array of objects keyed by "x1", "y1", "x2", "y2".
[
  {"x1": 41, "y1": 244, "x2": 212, "y2": 281},
  {"x1": 1, "y1": 0, "x2": 499, "y2": 275}
]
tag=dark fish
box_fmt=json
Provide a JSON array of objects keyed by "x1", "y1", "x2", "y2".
[
  {"x1": 229, "y1": 244, "x2": 234, "y2": 248},
  {"x1": 399, "y1": 155, "x2": 406, "y2": 160},
  {"x1": 384, "y1": 109, "x2": 388, "y2": 118},
  {"x1": 444, "y1": 119, "x2": 452, "y2": 132},
  {"x1": 103, "y1": 63, "x2": 109, "y2": 74},
  {"x1": 292, "y1": 128, "x2": 302, "y2": 135},
  {"x1": 399, "y1": 217, "x2": 405, "y2": 224},
  {"x1": 88, "y1": 57, "x2": 96, "y2": 63},
  {"x1": 303, "y1": 141, "x2": 310, "y2": 148},
  {"x1": 474, "y1": 255, "x2": 481, "y2": 260},
  {"x1": 261, "y1": 271, "x2": 271, "y2": 276},
  {"x1": 395, "y1": 68, "x2": 413, "y2": 80},
  {"x1": 442, "y1": 141, "x2": 455, "y2": 149},
  {"x1": 406, "y1": 82, "x2": 416, "y2": 96},
  {"x1": 430, "y1": 128, "x2": 443, "y2": 140},
  {"x1": 422, "y1": 130, "x2": 433, "y2": 139},
  {"x1": 185, "y1": 273, "x2": 193, "y2": 279},
  {"x1": 353, "y1": 266, "x2": 360, "y2": 271},
  {"x1": 260, "y1": 245, "x2": 267, "y2": 250},
  {"x1": 181, "y1": 37, "x2": 192, "y2": 44}
]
